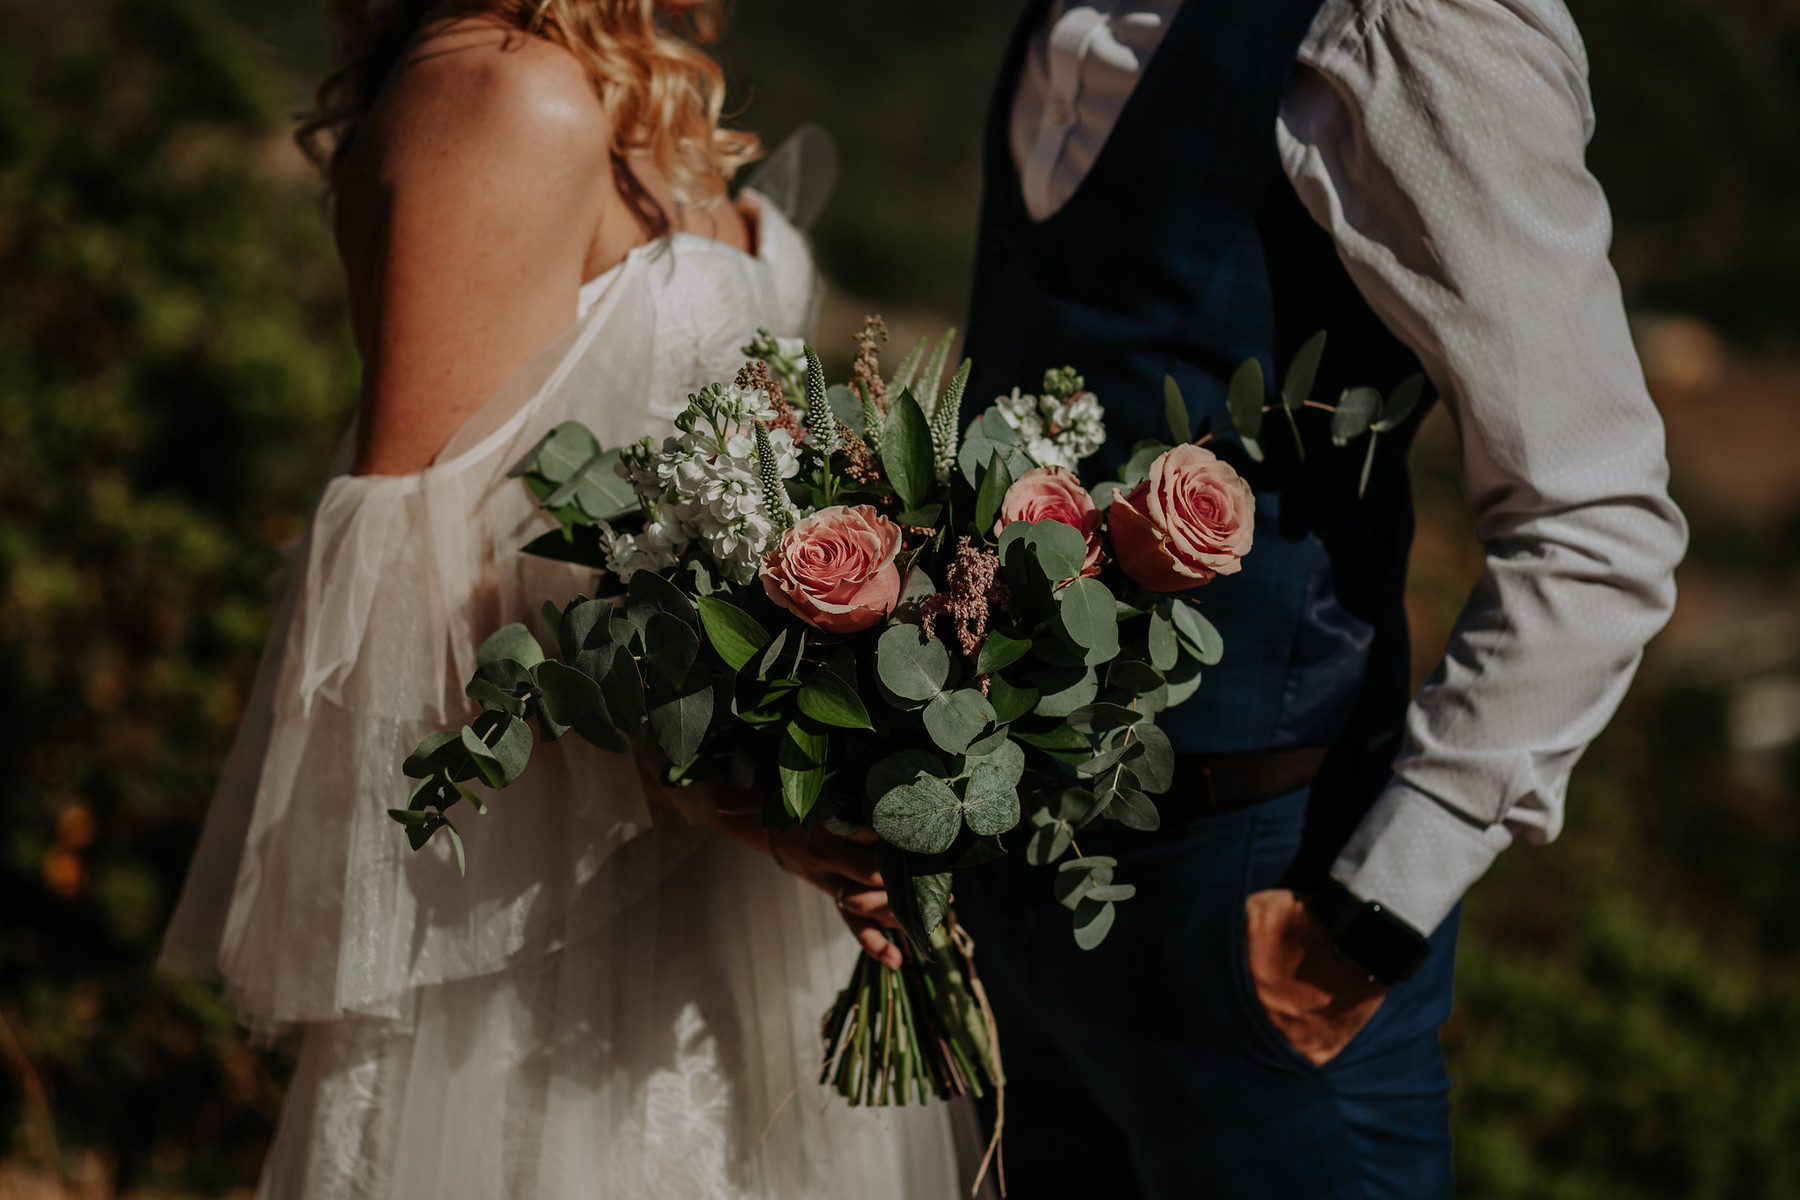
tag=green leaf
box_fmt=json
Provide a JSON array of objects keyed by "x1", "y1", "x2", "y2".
[
  {"x1": 966, "y1": 736, "x2": 1026, "y2": 785},
  {"x1": 1227, "y1": 358, "x2": 1265, "y2": 441},
  {"x1": 1148, "y1": 605, "x2": 1179, "y2": 672},
  {"x1": 404, "y1": 730, "x2": 461, "y2": 777},
  {"x1": 866, "y1": 748, "x2": 945, "y2": 806},
  {"x1": 1055, "y1": 577, "x2": 1118, "y2": 650},
  {"x1": 827, "y1": 383, "x2": 864, "y2": 433},
  {"x1": 986, "y1": 675, "x2": 1039, "y2": 724},
  {"x1": 1331, "y1": 386, "x2": 1381, "y2": 445},
  {"x1": 1169, "y1": 600, "x2": 1224, "y2": 665},
  {"x1": 1025, "y1": 822, "x2": 1073, "y2": 865},
  {"x1": 557, "y1": 598, "x2": 613, "y2": 664},
  {"x1": 477, "y1": 623, "x2": 544, "y2": 669},
  {"x1": 509, "y1": 420, "x2": 599, "y2": 482},
  {"x1": 466, "y1": 659, "x2": 533, "y2": 714},
  {"x1": 1240, "y1": 435, "x2": 1265, "y2": 463},
  {"x1": 532, "y1": 659, "x2": 600, "y2": 727},
  {"x1": 976, "y1": 628, "x2": 1031, "y2": 674},
  {"x1": 880, "y1": 388, "x2": 935, "y2": 511},
  {"x1": 1372, "y1": 372, "x2": 1426, "y2": 433},
  {"x1": 1033, "y1": 665, "x2": 1098, "y2": 718},
  {"x1": 871, "y1": 776, "x2": 963, "y2": 855},
  {"x1": 1107, "y1": 660, "x2": 1164, "y2": 697},
  {"x1": 1129, "y1": 721, "x2": 1175, "y2": 792},
  {"x1": 1015, "y1": 724, "x2": 1090, "y2": 753},
  {"x1": 641, "y1": 613, "x2": 700, "y2": 704},
  {"x1": 695, "y1": 596, "x2": 770, "y2": 672},
  {"x1": 600, "y1": 646, "x2": 644, "y2": 728},
  {"x1": 924, "y1": 687, "x2": 996, "y2": 754},
  {"x1": 961, "y1": 759, "x2": 1021, "y2": 836},
  {"x1": 1163, "y1": 655, "x2": 1203, "y2": 708},
  {"x1": 1122, "y1": 441, "x2": 1165, "y2": 489},
  {"x1": 460, "y1": 712, "x2": 531, "y2": 787},
  {"x1": 756, "y1": 628, "x2": 789, "y2": 681},
  {"x1": 895, "y1": 504, "x2": 943, "y2": 528},
  {"x1": 1281, "y1": 330, "x2": 1328, "y2": 410},
  {"x1": 1163, "y1": 375, "x2": 1193, "y2": 444},
  {"x1": 1055, "y1": 863, "x2": 1114, "y2": 909},
  {"x1": 1058, "y1": 855, "x2": 1119, "y2": 873},
  {"x1": 1077, "y1": 743, "x2": 1136, "y2": 777},
  {"x1": 876, "y1": 624, "x2": 951, "y2": 701},
  {"x1": 797, "y1": 669, "x2": 873, "y2": 729},
  {"x1": 626, "y1": 568, "x2": 696, "y2": 630},
  {"x1": 1085, "y1": 883, "x2": 1137, "y2": 904},
  {"x1": 1067, "y1": 703, "x2": 1139, "y2": 735},
  {"x1": 1107, "y1": 787, "x2": 1161, "y2": 831},
  {"x1": 1073, "y1": 897, "x2": 1117, "y2": 949},
  {"x1": 778, "y1": 718, "x2": 828, "y2": 819},
  {"x1": 974, "y1": 450, "x2": 1013, "y2": 535},
  {"x1": 543, "y1": 446, "x2": 634, "y2": 520},
  {"x1": 913, "y1": 871, "x2": 954, "y2": 939},
  {"x1": 998, "y1": 519, "x2": 1089, "y2": 584},
  {"x1": 649, "y1": 684, "x2": 711, "y2": 766}
]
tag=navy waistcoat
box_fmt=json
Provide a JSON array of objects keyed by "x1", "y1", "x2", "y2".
[{"x1": 965, "y1": 0, "x2": 1432, "y2": 782}]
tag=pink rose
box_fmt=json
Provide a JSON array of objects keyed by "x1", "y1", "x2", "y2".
[
  {"x1": 1106, "y1": 444, "x2": 1254, "y2": 591},
  {"x1": 761, "y1": 504, "x2": 904, "y2": 634},
  {"x1": 993, "y1": 466, "x2": 1103, "y2": 579}
]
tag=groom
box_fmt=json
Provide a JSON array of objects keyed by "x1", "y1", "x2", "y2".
[{"x1": 952, "y1": 0, "x2": 1687, "y2": 1195}]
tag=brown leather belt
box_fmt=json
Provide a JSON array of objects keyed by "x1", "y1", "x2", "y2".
[{"x1": 1156, "y1": 746, "x2": 1332, "y2": 825}]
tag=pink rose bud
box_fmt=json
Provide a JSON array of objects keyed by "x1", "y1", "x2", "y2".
[
  {"x1": 993, "y1": 466, "x2": 1103, "y2": 579},
  {"x1": 761, "y1": 504, "x2": 904, "y2": 634},
  {"x1": 1107, "y1": 444, "x2": 1254, "y2": 592}
]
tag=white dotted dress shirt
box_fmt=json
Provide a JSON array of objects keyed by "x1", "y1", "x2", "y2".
[{"x1": 1011, "y1": 0, "x2": 1689, "y2": 935}]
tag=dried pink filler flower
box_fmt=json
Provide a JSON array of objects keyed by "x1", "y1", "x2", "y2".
[
  {"x1": 921, "y1": 537, "x2": 1011, "y2": 671},
  {"x1": 852, "y1": 315, "x2": 889, "y2": 415}
]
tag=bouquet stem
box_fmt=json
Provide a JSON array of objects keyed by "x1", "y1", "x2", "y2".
[{"x1": 819, "y1": 913, "x2": 1006, "y2": 1193}]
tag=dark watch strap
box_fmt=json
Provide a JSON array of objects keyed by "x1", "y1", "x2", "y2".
[{"x1": 1307, "y1": 878, "x2": 1432, "y2": 987}]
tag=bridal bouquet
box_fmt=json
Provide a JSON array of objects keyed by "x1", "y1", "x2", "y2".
[{"x1": 392, "y1": 319, "x2": 1251, "y2": 1125}]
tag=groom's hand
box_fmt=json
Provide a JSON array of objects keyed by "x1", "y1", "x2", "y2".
[{"x1": 1245, "y1": 889, "x2": 1386, "y2": 1066}]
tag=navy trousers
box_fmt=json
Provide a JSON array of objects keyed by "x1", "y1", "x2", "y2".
[{"x1": 955, "y1": 788, "x2": 1460, "y2": 1199}]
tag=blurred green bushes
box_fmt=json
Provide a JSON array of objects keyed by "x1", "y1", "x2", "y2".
[
  {"x1": 0, "y1": 0, "x2": 354, "y2": 1188},
  {"x1": 1, "y1": 0, "x2": 1797, "y2": 1195}
]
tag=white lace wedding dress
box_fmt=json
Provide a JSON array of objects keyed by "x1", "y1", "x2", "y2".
[{"x1": 160, "y1": 146, "x2": 971, "y2": 1198}]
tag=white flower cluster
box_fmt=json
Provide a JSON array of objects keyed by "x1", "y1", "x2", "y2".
[
  {"x1": 741, "y1": 328, "x2": 810, "y2": 401},
  {"x1": 604, "y1": 382, "x2": 803, "y2": 585},
  {"x1": 996, "y1": 385, "x2": 1106, "y2": 471}
]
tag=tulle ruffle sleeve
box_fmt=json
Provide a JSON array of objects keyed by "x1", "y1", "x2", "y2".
[{"x1": 160, "y1": 194, "x2": 820, "y2": 1033}]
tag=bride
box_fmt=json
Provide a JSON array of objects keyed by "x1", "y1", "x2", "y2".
[{"x1": 159, "y1": 2, "x2": 965, "y2": 1196}]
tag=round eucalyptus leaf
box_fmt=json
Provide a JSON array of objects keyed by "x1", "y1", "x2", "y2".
[
  {"x1": 923, "y1": 687, "x2": 995, "y2": 754},
  {"x1": 965, "y1": 737, "x2": 1026, "y2": 788},
  {"x1": 476, "y1": 622, "x2": 545, "y2": 669},
  {"x1": 961, "y1": 760, "x2": 1021, "y2": 836},
  {"x1": 1057, "y1": 578, "x2": 1118, "y2": 650},
  {"x1": 1085, "y1": 884, "x2": 1137, "y2": 904},
  {"x1": 871, "y1": 776, "x2": 963, "y2": 856},
  {"x1": 1072, "y1": 898, "x2": 1118, "y2": 950},
  {"x1": 1033, "y1": 665, "x2": 1097, "y2": 718},
  {"x1": 987, "y1": 675, "x2": 1040, "y2": 724},
  {"x1": 1130, "y1": 721, "x2": 1175, "y2": 793},
  {"x1": 877, "y1": 623, "x2": 951, "y2": 701},
  {"x1": 1147, "y1": 606, "x2": 1179, "y2": 672},
  {"x1": 865, "y1": 748, "x2": 945, "y2": 805},
  {"x1": 1054, "y1": 864, "x2": 1114, "y2": 910},
  {"x1": 1058, "y1": 855, "x2": 1118, "y2": 873},
  {"x1": 1025, "y1": 822, "x2": 1072, "y2": 866},
  {"x1": 1067, "y1": 702, "x2": 1139, "y2": 735},
  {"x1": 1107, "y1": 787, "x2": 1162, "y2": 832}
]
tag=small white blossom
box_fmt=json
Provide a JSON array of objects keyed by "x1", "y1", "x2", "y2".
[{"x1": 996, "y1": 386, "x2": 1107, "y2": 471}]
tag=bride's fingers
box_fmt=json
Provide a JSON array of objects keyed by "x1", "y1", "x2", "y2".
[
  {"x1": 843, "y1": 915, "x2": 903, "y2": 969},
  {"x1": 839, "y1": 888, "x2": 900, "y2": 927}
]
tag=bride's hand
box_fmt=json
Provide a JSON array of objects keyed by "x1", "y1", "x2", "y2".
[
  {"x1": 635, "y1": 760, "x2": 903, "y2": 968},
  {"x1": 768, "y1": 823, "x2": 904, "y2": 970}
]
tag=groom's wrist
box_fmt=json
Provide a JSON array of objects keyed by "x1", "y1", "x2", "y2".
[{"x1": 1306, "y1": 878, "x2": 1432, "y2": 988}]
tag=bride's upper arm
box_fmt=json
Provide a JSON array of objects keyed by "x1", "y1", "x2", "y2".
[{"x1": 342, "y1": 24, "x2": 613, "y2": 477}]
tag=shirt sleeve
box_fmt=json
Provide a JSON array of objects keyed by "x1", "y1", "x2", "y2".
[{"x1": 1276, "y1": 0, "x2": 1689, "y2": 934}]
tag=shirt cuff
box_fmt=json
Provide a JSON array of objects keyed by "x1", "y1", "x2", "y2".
[{"x1": 1328, "y1": 781, "x2": 1515, "y2": 935}]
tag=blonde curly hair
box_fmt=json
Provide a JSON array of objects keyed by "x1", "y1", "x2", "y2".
[{"x1": 299, "y1": 0, "x2": 761, "y2": 233}]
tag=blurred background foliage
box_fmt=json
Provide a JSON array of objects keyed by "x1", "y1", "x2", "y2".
[{"x1": 0, "y1": 0, "x2": 1795, "y2": 1195}]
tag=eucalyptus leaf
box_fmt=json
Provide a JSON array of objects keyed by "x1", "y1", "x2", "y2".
[
  {"x1": 532, "y1": 659, "x2": 600, "y2": 729},
  {"x1": 1122, "y1": 441, "x2": 1164, "y2": 488},
  {"x1": 558, "y1": 597, "x2": 613, "y2": 664},
  {"x1": 1033, "y1": 665, "x2": 1098, "y2": 718},
  {"x1": 626, "y1": 569, "x2": 696, "y2": 630},
  {"x1": 1085, "y1": 884, "x2": 1137, "y2": 904},
  {"x1": 913, "y1": 871, "x2": 953, "y2": 939},
  {"x1": 1056, "y1": 577, "x2": 1118, "y2": 650},
  {"x1": 641, "y1": 613, "x2": 700, "y2": 704},
  {"x1": 1073, "y1": 897, "x2": 1117, "y2": 949},
  {"x1": 865, "y1": 748, "x2": 946, "y2": 806},
  {"x1": 1331, "y1": 386, "x2": 1381, "y2": 445},
  {"x1": 477, "y1": 623, "x2": 544, "y2": 669},
  {"x1": 695, "y1": 595, "x2": 769, "y2": 672},
  {"x1": 1281, "y1": 330, "x2": 1328, "y2": 410},
  {"x1": 827, "y1": 383, "x2": 863, "y2": 432},
  {"x1": 877, "y1": 623, "x2": 951, "y2": 702},
  {"x1": 600, "y1": 646, "x2": 644, "y2": 728},
  {"x1": 1227, "y1": 358, "x2": 1265, "y2": 440},
  {"x1": 965, "y1": 737, "x2": 1026, "y2": 788},
  {"x1": 986, "y1": 675, "x2": 1039, "y2": 724},
  {"x1": 1163, "y1": 655, "x2": 1203, "y2": 707},
  {"x1": 1372, "y1": 372, "x2": 1426, "y2": 433},
  {"x1": 1107, "y1": 787, "x2": 1161, "y2": 832},
  {"x1": 1129, "y1": 721, "x2": 1175, "y2": 792},
  {"x1": 1054, "y1": 865, "x2": 1114, "y2": 910},
  {"x1": 1169, "y1": 600, "x2": 1224, "y2": 666},
  {"x1": 976, "y1": 628, "x2": 1031, "y2": 674},
  {"x1": 1067, "y1": 703, "x2": 1139, "y2": 735},
  {"x1": 510, "y1": 420, "x2": 598, "y2": 482},
  {"x1": 1148, "y1": 605, "x2": 1179, "y2": 671},
  {"x1": 871, "y1": 776, "x2": 963, "y2": 855},
  {"x1": 961, "y1": 760, "x2": 1021, "y2": 836},
  {"x1": 649, "y1": 685, "x2": 711, "y2": 767},
  {"x1": 403, "y1": 731, "x2": 460, "y2": 778},
  {"x1": 1163, "y1": 375, "x2": 1193, "y2": 444},
  {"x1": 1107, "y1": 659, "x2": 1164, "y2": 697},
  {"x1": 1025, "y1": 822, "x2": 1072, "y2": 866},
  {"x1": 924, "y1": 687, "x2": 996, "y2": 755},
  {"x1": 998, "y1": 520, "x2": 1089, "y2": 585}
]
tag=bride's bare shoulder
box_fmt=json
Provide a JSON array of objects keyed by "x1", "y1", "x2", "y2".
[{"x1": 358, "y1": 17, "x2": 609, "y2": 182}]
